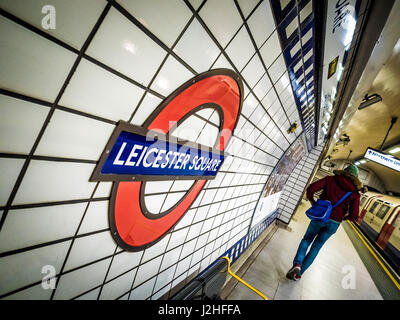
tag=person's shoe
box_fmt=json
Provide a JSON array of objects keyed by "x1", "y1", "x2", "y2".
[
  {"x1": 286, "y1": 264, "x2": 301, "y2": 280},
  {"x1": 293, "y1": 273, "x2": 302, "y2": 281}
]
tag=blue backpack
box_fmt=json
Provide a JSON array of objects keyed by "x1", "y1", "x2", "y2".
[{"x1": 306, "y1": 192, "x2": 352, "y2": 222}]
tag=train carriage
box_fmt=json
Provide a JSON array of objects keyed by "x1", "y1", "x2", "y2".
[{"x1": 356, "y1": 192, "x2": 400, "y2": 273}]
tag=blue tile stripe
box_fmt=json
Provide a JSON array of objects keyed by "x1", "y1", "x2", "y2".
[
  {"x1": 270, "y1": 0, "x2": 296, "y2": 26},
  {"x1": 270, "y1": 0, "x2": 316, "y2": 152}
]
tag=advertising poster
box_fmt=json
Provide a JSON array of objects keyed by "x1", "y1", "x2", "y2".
[{"x1": 251, "y1": 137, "x2": 306, "y2": 228}]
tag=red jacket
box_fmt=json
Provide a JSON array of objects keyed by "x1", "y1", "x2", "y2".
[{"x1": 306, "y1": 172, "x2": 361, "y2": 222}]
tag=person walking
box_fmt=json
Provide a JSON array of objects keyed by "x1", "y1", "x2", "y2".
[{"x1": 286, "y1": 164, "x2": 366, "y2": 281}]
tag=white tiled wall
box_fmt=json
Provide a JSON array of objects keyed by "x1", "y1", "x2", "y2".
[{"x1": 0, "y1": 0, "x2": 320, "y2": 300}]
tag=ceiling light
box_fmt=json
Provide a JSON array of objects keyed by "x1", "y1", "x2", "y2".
[
  {"x1": 343, "y1": 15, "x2": 356, "y2": 47},
  {"x1": 389, "y1": 147, "x2": 400, "y2": 154},
  {"x1": 359, "y1": 159, "x2": 366, "y2": 164},
  {"x1": 358, "y1": 93, "x2": 382, "y2": 110}
]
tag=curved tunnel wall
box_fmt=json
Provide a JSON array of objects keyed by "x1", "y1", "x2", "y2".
[{"x1": 0, "y1": 0, "x2": 320, "y2": 299}]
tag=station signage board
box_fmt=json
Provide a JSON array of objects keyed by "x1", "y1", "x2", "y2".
[
  {"x1": 91, "y1": 122, "x2": 224, "y2": 182},
  {"x1": 364, "y1": 147, "x2": 400, "y2": 173}
]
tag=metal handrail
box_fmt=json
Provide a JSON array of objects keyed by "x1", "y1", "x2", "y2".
[{"x1": 221, "y1": 256, "x2": 268, "y2": 300}]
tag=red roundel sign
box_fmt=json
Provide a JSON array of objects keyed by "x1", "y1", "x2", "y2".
[{"x1": 92, "y1": 69, "x2": 243, "y2": 251}]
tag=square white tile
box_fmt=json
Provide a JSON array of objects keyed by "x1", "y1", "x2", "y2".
[
  {"x1": 130, "y1": 93, "x2": 162, "y2": 126},
  {"x1": 210, "y1": 53, "x2": 233, "y2": 70},
  {"x1": 134, "y1": 256, "x2": 163, "y2": 287},
  {"x1": 237, "y1": 0, "x2": 260, "y2": 19},
  {"x1": 0, "y1": 241, "x2": 71, "y2": 296},
  {"x1": 250, "y1": 105, "x2": 268, "y2": 127},
  {"x1": 130, "y1": 277, "x2": 156, "y2": 300},
  {"x1": 144, "y1": 193, "x2": 167, "y2": 214},
  {"x1": 141, "y1": 233, "x2": 171, "y2": 263},
  {"x1": 268, "y1": 54, "x2": 287, "y2": 83},
  {"x1": 241, "y1": 54, "x2": 265, "y2": 88},
  {"x1": 175, "y1": 255, "x2": 192, "y2": 277},
  {"x1": 247, "y1": 0, "x2": 275, "y2": 48},
  {"x1": 144, "y1": 181, "x2": 174, "y2": 195},
  {"x1": 161, "y1": 192, "x2": 186, "y2": 212},
  {"x1": 0, "y1": 16, "x2": 77, "y2": 102},
  {"x1": 75, "y1": 288, "x2": 102, "y2": 300},
  {"x1": 0, "y1": 158, "x2": 24, "y2": 206},
  {"x1": 0, "y1": 203, "x2": 86, "y2": 253},
  {"x1": 170, "y1": 180, "x2": 196, "y2": 192},
  {"x1": 173, "y1": 19, "x2": 220, "y2": 73},
  {"x1": 35, "y1": 110, "x2": 115, "y2": 160},
  {"x1": 13, "y1": 160, "x2": 97, "y2": 205},
  {"x1": 199, "y1": 0, "x2": 243, "y2": 48},
  {"x1": 117, "y1": 0, "x2": 192, "y2": 48},
  {"x1": 167, "y1": 228, "x2": 189, "y2": 251},
  {"x1": 54, "y1": 257, "x2": 111, "y2": 300},
  {"x1": 94, "y1": 182, "x2": 113, "y2": 198},
  {"x1": 259, "y1": 31, "x2": 282, "y2": 69},
  {"x1": 261, "y1": 89, "x2": 278, "y2": 110},
  {"x1": 106, "y1": 251, "x2": 143, "y2": 281},
  {"x1": 275, "y1": 72, "x2": 291, "y2": 95},
  {"x1": 0, "y1": 95, "x2": 48, "y2": 154},
  {"x1": 186, "y1": 222, "x2": 203, "y2": 241},
  {"x1": 64, "y1": 231, "x2": 116, "y2": 271},
  {"x1": 0, "y1": 0, "x2": 107, "y2": 49},
  {"x1": 189, "y1": 0, "x2": 204, "y2": 11},
  {"x1": 225, "y1": 26, "x2": 255, "y2": 71},
  {"x1": 87, "y1": 7, "x2": 167, "y2": 87},
  {"x1": 159, "y1": 246, "x2": 182, "y2": 272},
  {"x1": 174, "y1": 208, "x2": 197, "y2": 230},
  {"x1": 241, "y1": 93, "x2": 258, "y2": 118},
  {"x1": 150, "y1": 55, "x2": 193, "y2": 97},
  {"x1": 253, "y1": 73, "x2": 273, "y2": 100},
  {"x1": 154, "y1": 265, "x2": 176, "y2": 292},
  {"x1": 100, "y1": 268, "x2": 137, "y2": 300},
  {"x1": 196, "y1": 122, "x2": 220, "y2": 148},
  {"x1": 59, "y1": 59, "x2": 144, "y2": 122},
  {"x1": 78, "y1": 201, "x2": 109, "y2": 235},
  {"x1": 171, "y1": 113, "x2": 206, "y2": 143},
  {"x1": 2, "y1": 282, "x2": 52, "y2": 300}
]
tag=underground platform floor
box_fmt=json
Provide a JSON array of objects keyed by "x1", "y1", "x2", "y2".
[{"x1": 227, "y1": 200, "x2": 383, "y2": 300}]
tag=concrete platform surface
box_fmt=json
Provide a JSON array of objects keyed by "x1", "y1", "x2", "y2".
[{"x1": 227, "y1": 200, "x2": 383, "y2": 300}]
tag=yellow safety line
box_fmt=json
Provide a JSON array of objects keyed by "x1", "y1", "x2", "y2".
[
  {"x1": 347, "y1": 221, "x2": 400, "y2": 291},
  {"x1": 221, "y1": 256, "x2": 268, "y2": 300}
]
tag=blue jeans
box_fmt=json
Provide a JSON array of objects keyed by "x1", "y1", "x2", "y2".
[{"x1": 293, "y1": 219, "x2": 340, "y2": 275}]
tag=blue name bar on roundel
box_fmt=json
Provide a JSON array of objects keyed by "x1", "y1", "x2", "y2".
[{"x1": 97, "y1": 127, "x2": 224, "y2": 181}]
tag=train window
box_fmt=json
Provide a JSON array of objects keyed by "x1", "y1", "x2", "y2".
[
  {"x1": 393, "y1": 213, "x2": 400, "y2": 229},
  {"x1": 375, "y1": 204, "x2": 391, "y2": 219},
  {"x1": 368, "y1": 201, "x2": 381, "y2": 214},
  {"x1": 360, "y1": 197, "x2": 367, "y2": 207}
]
